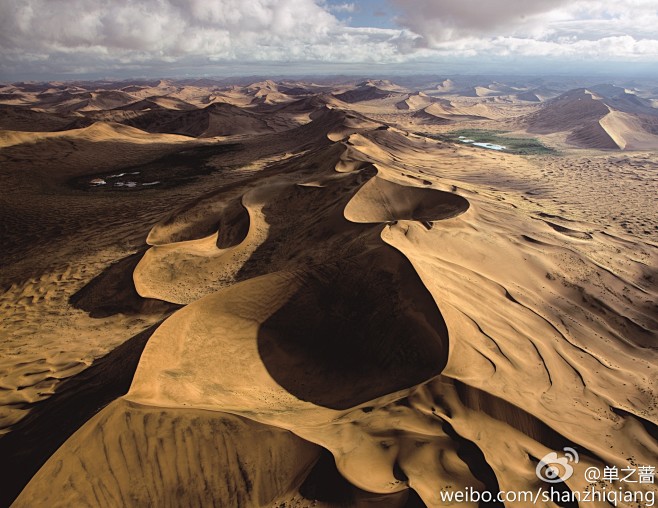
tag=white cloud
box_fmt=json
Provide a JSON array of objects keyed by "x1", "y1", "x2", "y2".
[
  {"x1": 327, "y1": 2, "x2": 356, "y2": 13},
  {"x1": 389, "y1": 0, "x2": 658, "y2": 64},
  {"x1": 0, "y1": 0, "x2": 656, "y2": 78},
  {"x1": 390, "y1": 0, "x2": 573, "y2": 43},
  {"x1": 0, "y1": 0, "x2": 414, "y2": 76}
]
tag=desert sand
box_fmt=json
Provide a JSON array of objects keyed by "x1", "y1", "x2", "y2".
[{"x1": 1, "y1": 77, "x2": 657, "y2": 507}]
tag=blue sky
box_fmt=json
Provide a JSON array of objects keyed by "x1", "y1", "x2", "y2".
[
  {"x1": 326, "y1": 0, "x2": 400, "y2": 29},
  {"x1": 1, "y1": 0, "x2": 657, "y2": 80}
]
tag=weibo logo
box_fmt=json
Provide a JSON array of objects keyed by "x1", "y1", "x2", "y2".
[{"x1": 536, "y1": 447, "x2": 580, "y2": 483}]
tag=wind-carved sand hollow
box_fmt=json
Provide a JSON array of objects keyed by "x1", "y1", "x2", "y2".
[{"x1": 129, "y1": 245, "x2": 450, "y2": 412}]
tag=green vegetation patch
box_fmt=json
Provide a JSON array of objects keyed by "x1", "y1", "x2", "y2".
[{"x1": 424, "y1": 129, "x2": 557, "y2": 155}]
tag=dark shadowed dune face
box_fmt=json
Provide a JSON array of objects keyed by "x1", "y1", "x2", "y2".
[
  {"x1": 69, "y1": 251, "x2": 181, "y2": 317},
  {"x1": 215, "y1": 197, "x2": 251, "y2": 249},
  {"x1": 258, "y1": 246, "x2": 450, "y2": 409},
  {"x1": 333, "y1": 85, "x2": 398, "y2": 103}
]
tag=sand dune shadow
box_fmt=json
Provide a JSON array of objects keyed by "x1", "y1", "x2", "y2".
[{"x1": 257, "y1": 245, "x2": 449, "y2": 410}]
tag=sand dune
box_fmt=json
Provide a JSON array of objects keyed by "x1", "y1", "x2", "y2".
[
  {"x1": 600, "y1": 110, "x2": 658, "y2": 150},
  {"x1": 0, "y1": 121, "x2": 196, "y2": 149},
  {"x1": 13, "y1": 400, "x2": 319, "y2": 507},
  {"x1": 423, "y1": 101, "x2": 493, "y2": 121},
  {"x1": 526, "y1": 90, "x2": 610, "y2": 129},
  {"x1": 434, "y1": 79, "x2": 457, "y2": 93},
  {"x1": 344, "y1": 175, "x2": 468, "y2": 223},
  {"x1": 30, "y1": 90, "x2": 139, "y2": 114},
  {"x1": 116, "y1": 96, "x2": 196, "y2": 111},
  {"x1": 2, "y1": 79, "x2": 657, "y2": 507},
  {"x1": 334, "y1": 83, "x2": 404, "y2": 104},
  {"x1": 514, "y1": 87, "x2": 562, "y2": 102},
  {"x1": 0, "y1": 105, "x2": 80, "y2": 132},
  {"x1": 114, "y1": 102, "x2": 277, "y2": 138},
  {"x1": 395, "y1": 92, "x2": 435, "y2": 111},
  {"x1": 525, "y1": 88, "x2": 658, "y2": 149}
]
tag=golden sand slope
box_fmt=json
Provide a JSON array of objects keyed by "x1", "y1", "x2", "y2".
[
  {"x1": 13, "y1": 108, "x2": 657, "y2": 507},
  {"x1": 14, "y1": 399, "x2": 319, "y2": 507},
  {"x1": 524, "y1": 89, "x2": 658, "y2": 150},
  {"x1": 0, "y1": 121, "x2": 196, "y2": 149},
  {"x1": 600, "y1": 110, "x2": 658, "y2": 150}
]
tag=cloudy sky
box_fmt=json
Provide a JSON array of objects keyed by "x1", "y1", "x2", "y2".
[{"x1": 1, "y1": 0, "x2": 657, "y2": 79}]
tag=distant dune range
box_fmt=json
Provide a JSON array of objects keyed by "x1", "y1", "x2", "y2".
[
  {"x1": 0, "y1": 78, "x2": 657, "y2": 507},
  {"x1": 522, "y1": 87, "x2": 658, "y2": 150}
]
